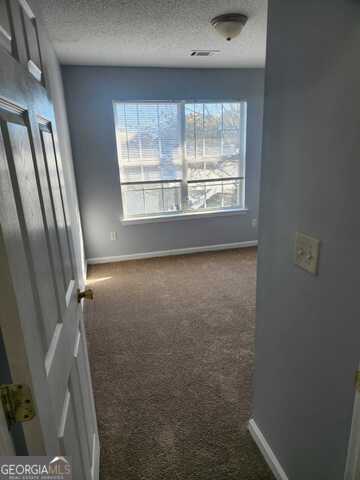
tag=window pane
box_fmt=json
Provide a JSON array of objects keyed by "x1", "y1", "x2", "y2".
[
  {"x1": 223, "y1": 180, "x2": 241, "y2": 208},
  {"x1": 185, "y1": 102, "x2": 245, "y2": 181},
  {"x1": 187, "y1": 183, "x2": 206, "y2": 211},
  {"x1": 122, "y1": 182, "x2": 181, "y2": 218},
  {"x1": 144, "y1": 186, "x2": 162, "y2": 214},
  {"x1": 163, "y1": 184, "x2": 181, "y2": 212},
  {"x1": 188, "y1": 179, "x2": 244, "y2": 211},
  {"x1": 114, "y1": 102, "x2": 182, "y2": 183},
  {"x1": 123, "y1": 186, "x2": 144, "y2": 217}
]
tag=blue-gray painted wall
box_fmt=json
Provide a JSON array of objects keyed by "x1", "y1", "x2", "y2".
[
  {"x1": 62, "y1": 67, "x2": 264, "y2": 259},
  {"x1": 253, "y1": 1, "x2": 360, "y2": 478}
]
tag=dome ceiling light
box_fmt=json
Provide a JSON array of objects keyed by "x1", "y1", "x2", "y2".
[{"x1": 210, "y1": 13, "x2": 248, "y2": 42}]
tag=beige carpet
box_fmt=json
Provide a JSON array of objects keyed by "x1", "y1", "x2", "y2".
[{"x1": 85, "y1": 247, "x2": 274, "y2": 480}]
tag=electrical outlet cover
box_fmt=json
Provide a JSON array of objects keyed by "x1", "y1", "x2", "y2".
[{"x1": 295, "y1": 232, "x2": 320, "y2": 275}]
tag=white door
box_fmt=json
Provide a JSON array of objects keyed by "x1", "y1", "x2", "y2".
[{"x1": 0, "y1": 1, "x2": 99, "y2": 479}]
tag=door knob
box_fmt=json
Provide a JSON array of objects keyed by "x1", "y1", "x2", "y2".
[{"x1": 77, "y1": 288, "x2": 94, "y2": 303}]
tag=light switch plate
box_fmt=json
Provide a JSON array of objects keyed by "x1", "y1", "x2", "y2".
[{"x1": 295, "y1": 232, "x2": 320, "y2": 275}]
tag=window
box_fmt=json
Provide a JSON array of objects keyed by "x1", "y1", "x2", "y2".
[{"x1": 113, "y1": 101, "x2": 247, "y2": 220}]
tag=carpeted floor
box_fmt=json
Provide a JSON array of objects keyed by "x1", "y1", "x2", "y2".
[{"x1": 85, "y1": 247, "x2": 274, "y2": 480}]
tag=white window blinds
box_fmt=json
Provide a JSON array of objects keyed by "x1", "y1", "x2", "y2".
[
  {"x1": 114, "y1": 102, "x2": 182, "y2": 183},
  {"x1": 114, "y1": 101, "x2": 247, "y2": 219}
]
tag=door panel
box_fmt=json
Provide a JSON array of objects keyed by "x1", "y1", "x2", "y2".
[
  {"x1": 78, "y1": 309, "x2": 99, "y2": 480},
  {"x1": 40, "y1": 125, "x2": 74, "y2": 288},
  {"x1": 0, "y1": 109, "x2": 60, "y2": 349},
  {"x1": 18, "y1": 1, "x2": 43, "y2": 82},
  {"x1": 72, "y1": 331, "x2": 95, "y2": 464},
  {"x1": 59, "y1": 390, "x2": 86, "y2": 479},
  {"x1": 37, "y1": 122, "x2": 67, "y2": 306},
  {"x1": 69, "y1": 351, "x2": 92, "y2": 479},
  {"x1": 6, "y1": 118, "x2": 60, "y2": 346},
  {"x1": 46, "y1": 291, "x2": 78, "y2": 417},
  {"x1": 7, "y1": 1, "x2": 27, "y2": 65},
  {"x1": 21, "y1": 10, "x2": 41, "y2": 68},
  {"x1": 0, "y1": 0, "x2": 13, "y2": 55}
]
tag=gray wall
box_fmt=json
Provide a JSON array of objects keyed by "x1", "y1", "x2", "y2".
[
  {"x1": 62, "y1": 66, "x2": 264, "y2": 260},
  {"x1": 253, "y1": 1, "x2": 360, "y2": 479}
]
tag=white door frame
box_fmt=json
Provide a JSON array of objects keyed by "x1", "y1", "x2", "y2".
[{"x1": 345, "y1": 368, "x2": 360, "y2": 479}]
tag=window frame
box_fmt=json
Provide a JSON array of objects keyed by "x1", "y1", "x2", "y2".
[{"x1": 113, "y1": 99, "x2": 247, "y2": 222}]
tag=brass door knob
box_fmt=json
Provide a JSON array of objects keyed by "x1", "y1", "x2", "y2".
[{"x1": 77, "y1": 288, "x2": 94, "y2": 303}]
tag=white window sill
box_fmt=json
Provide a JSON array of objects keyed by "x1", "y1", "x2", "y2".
[{"x1": 121, "y1": 208, "x2": 248, "y2": 225}]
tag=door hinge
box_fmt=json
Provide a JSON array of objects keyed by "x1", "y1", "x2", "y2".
[
  {"x1": 355, "y1": 371, "x2": 360, "y2": 393},
  {"x1": 0, "y1": 384, "x2": 35, "y2": 429}
]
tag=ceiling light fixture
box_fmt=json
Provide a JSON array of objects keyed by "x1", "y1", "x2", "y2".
[{"x1": 210, "y1": 13, "x2": 248, "y2": 42}]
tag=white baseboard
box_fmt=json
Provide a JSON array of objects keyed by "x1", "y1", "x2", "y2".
[
  {"x1": 248, "y1": 419, "x2": 289, "y2": 480},
  {"x1": 87, "y1": 240, "x2": 258, "y2": 265}
]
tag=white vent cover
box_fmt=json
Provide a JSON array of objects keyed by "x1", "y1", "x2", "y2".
[{"x1": 190, "y1": 50, "x2": 220, "y2": 57}]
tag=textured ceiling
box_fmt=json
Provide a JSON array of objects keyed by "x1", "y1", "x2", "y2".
[{"x1": 35, "y1": 0, "x2": 268, "y2": 68}]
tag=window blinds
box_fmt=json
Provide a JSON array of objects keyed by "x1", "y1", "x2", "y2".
[
  {"x1": 114, "y1": 102, "x2": 182, "y2": 183},
  {"x1": 114, "y1": 101, "x2": 246, "y2": 218}
]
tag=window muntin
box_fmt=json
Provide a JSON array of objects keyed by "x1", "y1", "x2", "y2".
[{"x1": 114, "y1": 101, "x2": 246, "y2": 219}]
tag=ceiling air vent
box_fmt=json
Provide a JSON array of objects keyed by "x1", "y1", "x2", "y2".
[{"x1": 190, "y1": 50, "x2": 220, "y2": 57}]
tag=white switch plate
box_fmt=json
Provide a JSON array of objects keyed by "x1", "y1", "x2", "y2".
[
  {"x1": 252, "y1": 218, "x2": 257, "y2": 228},
  {"x1": 295, "y1": 232, "x2": 320, "y2": 275},
  {"x1": 110, "y1": 231, "x2": 117, "y2": 241}
]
